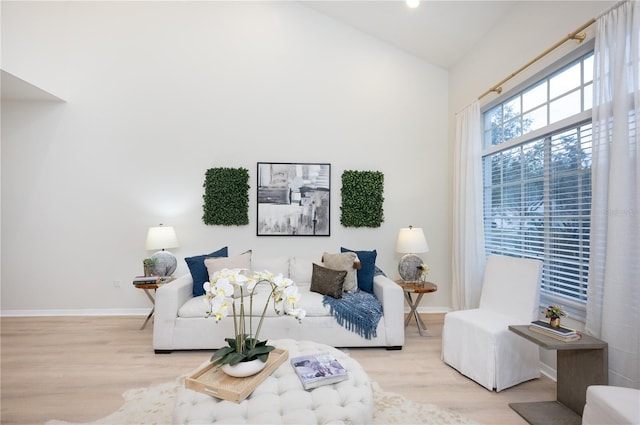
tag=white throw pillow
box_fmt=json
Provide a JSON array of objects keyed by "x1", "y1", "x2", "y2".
[{"x1": 204, "y1": 250, "x2": 252, "y2": 298}]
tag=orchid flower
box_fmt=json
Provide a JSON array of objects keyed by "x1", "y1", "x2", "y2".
[
  {"x1": 283, "y1": 284, "x2": 301, "y2": 305},
  {"x1": 204, "y1": 268, "x2": 306, "y2": 367},
  {"x1": 207, "y1": 295, "x2": 231, "y2": 322}
]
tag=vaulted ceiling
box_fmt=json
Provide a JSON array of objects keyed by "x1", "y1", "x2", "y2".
[
  {"x1": 2, "y1": 1, "x2": 519, "y2": 100},
  {"x1": 303, "y1": 1, "x2": 518, "y2": 69}
]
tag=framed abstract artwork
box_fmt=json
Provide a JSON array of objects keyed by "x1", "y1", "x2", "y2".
[{"x1": 257, "y1": 162, "x2": 330, "y2": 236}]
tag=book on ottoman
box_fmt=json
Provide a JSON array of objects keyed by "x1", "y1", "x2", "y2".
[{"x1": 291, "y1": 352, "x2": 348, "y2": 390}]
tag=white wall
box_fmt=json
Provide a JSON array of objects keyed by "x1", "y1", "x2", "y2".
[{"x1": 1, "y1": 1, "x2": 449, "y2": 314}]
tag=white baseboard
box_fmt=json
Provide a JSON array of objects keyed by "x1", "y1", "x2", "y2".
[
  {"x1": 540, "y1": 362, "x2": 557, "y2": 382},
  {"x1": 1, "y1": 308, "x2": 149, "y2": 317}
]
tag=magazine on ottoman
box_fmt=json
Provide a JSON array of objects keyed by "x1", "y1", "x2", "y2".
[{"x1": 290, "y1": 352, "x2": 348, "y2": 390}]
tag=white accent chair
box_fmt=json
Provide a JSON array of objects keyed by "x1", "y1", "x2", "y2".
[
  {"x1": 442, "y1": 254, "x2": 543, "y2": 391},
  {"x1": 582, "y1": 385, "x2": 640, "y2": 425}
]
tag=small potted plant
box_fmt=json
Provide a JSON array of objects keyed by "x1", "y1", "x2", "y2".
[
  {"x1": 544, "y1": 305, "x2": 566, "y2": 328},
  {"x1": 418, "y1": 264, "x2": 430, "y2": 279},
  {"x1": 143, "y1": 258, "x2": 157, "y2": 277}
]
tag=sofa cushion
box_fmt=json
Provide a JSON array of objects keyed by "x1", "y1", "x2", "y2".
[
  {"x1": 310, "y1": 263, "x2": 346, "y2": 299},
  {"x1": 341, "y1": 247, "x2": 377, "y2": 293},
  {"x1": 179, "y1": 287, "x2": 330, "y2": 318},
  {"x1": 322, "y1": 252, "x2": 359, "y2": 293},
  {"x1": 289, "y1": 257, "x2": 314, "y2": 283},
  {"x1": 185, "y1": 246, "x2": 228, "y2": 297},
  {"x1": 204, "y1": 250, "x2": 252, "y2": 298}
]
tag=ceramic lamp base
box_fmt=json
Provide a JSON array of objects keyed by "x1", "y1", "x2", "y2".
[{"x1": 398, "y1": 254, "x2": 423, "y2": 281}]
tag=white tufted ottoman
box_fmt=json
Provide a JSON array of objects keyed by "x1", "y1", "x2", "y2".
[{"x1": 173, "y1": 339, "x2": 373, "y2": 424}]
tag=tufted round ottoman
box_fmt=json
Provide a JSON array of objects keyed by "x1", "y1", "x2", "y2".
[{"x1": 173, "y1": 339, "x2": 373, "y2": 425}]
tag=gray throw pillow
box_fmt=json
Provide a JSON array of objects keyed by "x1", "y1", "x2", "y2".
[{"x1": 310, "y1": 263, "x2": 347, "y2": 299}]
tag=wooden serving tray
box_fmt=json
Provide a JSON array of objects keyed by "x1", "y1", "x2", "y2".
[{"x1": 185, "y1": 349, "x2": 288, "y2": 403}]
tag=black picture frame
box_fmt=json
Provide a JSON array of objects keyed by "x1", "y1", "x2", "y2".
[{"x1": 257, "y1": 162, "x2": 330, "y2": 236}]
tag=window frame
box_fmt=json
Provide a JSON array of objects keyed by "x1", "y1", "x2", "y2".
[{"x1": 480, "y1": 41, "x2": 595, "y2": 322}]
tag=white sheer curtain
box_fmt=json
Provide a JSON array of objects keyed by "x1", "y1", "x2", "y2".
[
  {"x1": 587, "y1": 0, "x2": 640, "y2": 389},
  {"x1": 451, "y1": 101, "x2": 485, "y2": 310}
]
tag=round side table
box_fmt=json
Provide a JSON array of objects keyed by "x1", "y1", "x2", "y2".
[{"x1": 395, "y1": 280, "x2": 438, "y2": 336}]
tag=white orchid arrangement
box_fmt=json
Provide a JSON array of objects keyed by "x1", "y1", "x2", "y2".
[{"x1": 204, "y1": 268, "x2": 305, "y2": 366}]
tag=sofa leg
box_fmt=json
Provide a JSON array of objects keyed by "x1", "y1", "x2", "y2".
[
  {"x1": 385, "y1": 346, "x2": 402, "y2": 351},
  {"x1": 154, "y1": 349, "x2": 173, "y2": 354}
]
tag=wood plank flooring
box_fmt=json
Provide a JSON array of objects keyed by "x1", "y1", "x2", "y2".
[{"x1": 0, "y1": 314, "x2": 555, "y2": 424}]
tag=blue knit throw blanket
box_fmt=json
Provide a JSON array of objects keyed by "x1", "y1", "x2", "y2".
[{"x1": 322, "y1": 290, "x2": 383, "y2": 339}]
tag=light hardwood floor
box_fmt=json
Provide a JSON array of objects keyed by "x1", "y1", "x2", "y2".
[{"x1": 0, "y1": 314, "x2": 555, "y2": 425}]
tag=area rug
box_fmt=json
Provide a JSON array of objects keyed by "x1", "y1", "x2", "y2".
[{"x1": 46, "y1": 379, "x2": 480, "y2": 425}]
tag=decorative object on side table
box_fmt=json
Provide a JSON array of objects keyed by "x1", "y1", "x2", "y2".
[
  {"x1": 544, "y1": 304, "x2": 566, "y2": 328},
  {"x1": 529, "y1": 320, "x2": 580, "y2": 342},
  {"x1": 395, "y1": 226, "x2": 429, "y2": 281},
  {"x1": 142, "y1": 258, "x2": 157, "y2": 277},
  {"x1": 204, "y1": 268, "x2": 306, "y2": 377},
  {"x1": 145, "y1": 224, "x2": 179, "y2": 276},
  {"x1": 418, "y1": 263, "x2": 430, "y2": 283}
]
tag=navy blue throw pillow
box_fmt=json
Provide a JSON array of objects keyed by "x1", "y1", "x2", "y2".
[
  {"x1": 185, "y1": 247, "x2": 228, "y2": 297},
  {"x1": 340, "y1": 247, "x2": 377, "y2": 293}
]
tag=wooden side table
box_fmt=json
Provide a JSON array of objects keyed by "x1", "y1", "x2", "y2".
[
  {"x1": 133, "y1": 282, "x2": 160, "y2": 330},
  {"x1": 508, "y1": 325, "x2": 608, "y2": 425},
  {"x1": 395, "y1": 280, "x2": 438, "y2": 336},
  {"x1": 133, "y1": 277, "x2": 174, "y2": 330}
]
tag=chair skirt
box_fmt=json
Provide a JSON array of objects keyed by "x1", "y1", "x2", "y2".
[{"x1": 442, "y1": 308, "x2": 541, "y2": 392}]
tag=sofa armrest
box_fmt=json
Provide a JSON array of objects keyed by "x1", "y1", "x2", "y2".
[
  {"x1": 153, "y1": 274, "x2": 193, "y2": 351},
  {"x1": 373, "y1": 274, "x2": 405, "y2": 347}
]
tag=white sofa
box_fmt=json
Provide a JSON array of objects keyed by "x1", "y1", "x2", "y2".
[{"x1": 153, "y1": 255, "x2": 405, "y2": 352}]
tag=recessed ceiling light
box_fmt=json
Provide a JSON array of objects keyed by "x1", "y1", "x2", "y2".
[{"x1": 406, "y1": 0, "x2": 420, "y2": 8}]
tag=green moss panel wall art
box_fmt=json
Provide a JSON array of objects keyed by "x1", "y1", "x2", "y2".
[
  {"x1": 340, "y1": 170, "x2": 384, "y2": 228},
  {"x1": 202, "y1": 167, "x2": 250, "y2": 226}
]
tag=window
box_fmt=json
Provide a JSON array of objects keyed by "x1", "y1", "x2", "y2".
[{"x1": 482, "y1": 49, "x2": 594, "y2": 318}]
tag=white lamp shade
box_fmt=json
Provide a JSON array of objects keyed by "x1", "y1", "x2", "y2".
[
  {"x1": 396, "y1": 227, "x2": 429, "y2": 254},
  {"x1": 145, "y1": 225, "x2": 178, "y2": 250}
]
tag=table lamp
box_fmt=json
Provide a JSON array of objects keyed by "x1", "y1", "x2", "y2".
[
  {"x1": 395, "y1": 226, "x2": 429, "y2": 281},
  {"x1": 146, "y1": 224, "x2": 179, "y2": 277}
]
